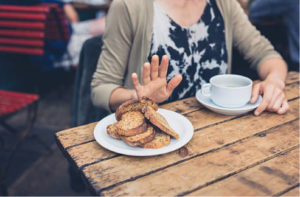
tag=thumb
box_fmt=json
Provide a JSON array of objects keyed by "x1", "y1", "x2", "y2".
[
  {"x1": 167, "y1": 74, "x2": 182, "y2": 94},
  {"x1": 251, "y1": 83, "x2": 261, "y2": 103}
]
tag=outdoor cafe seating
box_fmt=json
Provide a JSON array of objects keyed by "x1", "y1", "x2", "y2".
[{"x1": 0, "y1": 3, "x2": 69, "y2": 195}]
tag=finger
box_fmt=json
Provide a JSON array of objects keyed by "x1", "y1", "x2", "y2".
[
  {"x1": 254, "y1": 86, "x2": 274, "y2": 116},
  {"x1": 251, "y1": 83, "x2": 261, "y2": 103},
  {"x1": 278, "y1": 100, "x2": 289, "y2": 114},
  {"x1": 270, "y1": 93, "x2": 285, "y2": 112},
  {"x1": 267, "y1": 89, "x2": 282, "y2": 111},
  {"x1": 159, "y1": 55, "x2": 169, "y2": 78},
  {"x1": 131, "y1": 73, "x2": 141, "y2": 89},
  {"x1": 166, "y1": 74, "x2": 182, "y2": 94},
  {"x1": 150, "y1": 55, "x2": 159, "y2": 80},
  {"x1": 142, "y1": 62, "x2": 151, "y2": 85}
]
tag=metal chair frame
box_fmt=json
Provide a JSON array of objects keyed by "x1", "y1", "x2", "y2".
[{"x1": 0, "y1": 94, "x2": 53, "y2": 195}]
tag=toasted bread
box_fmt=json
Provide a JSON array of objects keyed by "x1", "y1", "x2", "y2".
[
  {"x1": 143, "y1": 106, "x2": 179, "y2": 139},
  {"x1": 122, "y1": 125, "x2": 156, "y2": 146},
  {"x1": 115, "y1": 97, "x2": 158, "y2": 121},
  {"x1": 106, "y1": 123, "x2": 121, "y2": 139},
  {"x1": 116, "y1": 111, "x2": 147, "y2": 137},
  {"x1": 142, "y1": 132, "x2": 171, "y2": 149}
]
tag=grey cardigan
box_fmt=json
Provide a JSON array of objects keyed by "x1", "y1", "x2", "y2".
[{"x1": 91, "y1": 0, "x2": 281, "y2": 112}]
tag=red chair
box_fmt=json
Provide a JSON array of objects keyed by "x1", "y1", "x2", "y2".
[
  {"x1": 0, "y1": 90, "x2": 44, "y2": 195},
  {"x1": 0, "y1": 3, "x2": 70, "y2": 55},
  {"x1": 0, "y1": 90, "x2": 39, "y2": 134}
]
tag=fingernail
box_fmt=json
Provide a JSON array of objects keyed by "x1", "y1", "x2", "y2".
[{"x1": 255, "y1": 111, "x2": 260, "y2": 116}]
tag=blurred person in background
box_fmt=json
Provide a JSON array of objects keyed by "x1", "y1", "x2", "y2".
[
  {"x1": 249, "y1": 0, "x2": 299, "y2": 71},
  {"x1": 0, "y1": 0, "x2": 106, "y2": 69},
  {"x1": 53, "y1": 0, "x2": 107, "y2": 69},
  {"x1": 91, "y1": 0, "x2": 289, "y2": 117}
]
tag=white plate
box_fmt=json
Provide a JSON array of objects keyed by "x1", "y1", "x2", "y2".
[
  {"x1": 93, "y1": 109, "x2": 194, "y2": 156},
  {"x1": 195, "y1": 90, "x2": 262, "y2": 116}
]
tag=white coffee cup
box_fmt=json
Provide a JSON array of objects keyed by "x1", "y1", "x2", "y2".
[{"x1": 202, "y1": 74, "x2": 253, "y2": 108}]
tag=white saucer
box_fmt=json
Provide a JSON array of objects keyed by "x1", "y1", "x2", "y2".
[{"x1": 195, "y1": 90, "x2": 262, "y2": 116}]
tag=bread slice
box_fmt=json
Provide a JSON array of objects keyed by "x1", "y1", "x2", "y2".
[
  {"x1": 116, "y1": 111, "x2": 147, "y2": 137},
  {"x1": 115, "y1": 97, "x2": 158, "y2": 121},
  {"x1": 143, "y1": 106, "x2": 179, "y2": 139},
  {"x1": 106, "y1": 123, "x2": 121, "y2": 139},
  {"x1": 122, "y1": 125, "x2": 155, "y2": 146},
  {"x1": 142, "y1": 132, "x2": 171, "y2": 149}
]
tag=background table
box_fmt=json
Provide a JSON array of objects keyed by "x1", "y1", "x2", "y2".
[{"x1": 55, "y1": 71, "x2": 299, "y2": 196}]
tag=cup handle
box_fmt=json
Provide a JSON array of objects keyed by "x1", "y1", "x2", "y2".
[{"x1": 202, "y1": 84, "x2": 211, "y2": 97}]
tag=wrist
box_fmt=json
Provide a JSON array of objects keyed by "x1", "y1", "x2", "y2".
[
  {"x1": 265, "y1": 73, "x2": 285, "y2": 89},
  {"x1": 130, "y1": 89, "x2": 138, "y2": 100}
]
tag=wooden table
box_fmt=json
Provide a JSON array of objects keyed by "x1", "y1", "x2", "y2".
[{"x1": 55, "y1": 71, "x2": 300, "y2": 196}]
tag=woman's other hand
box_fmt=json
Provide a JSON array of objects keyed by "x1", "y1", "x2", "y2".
[
  {"x1": 131, "y1": 55, "x2": 182, "y2": 103},
  {"x1": 251, "y1": 75, "x2": 289, "y2": 116}
]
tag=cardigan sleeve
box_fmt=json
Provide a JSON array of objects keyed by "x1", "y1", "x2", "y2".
[
  {"x1": 230, "y1": 0, "x2": 282, "y2": 70},
  {"x1": 91, "y1": 0, "x2": 133, "y2": 112}
]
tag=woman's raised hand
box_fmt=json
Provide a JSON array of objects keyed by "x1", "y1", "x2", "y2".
[{"x1": 131, "y1": 55, "x2": 182, "y2": 103}]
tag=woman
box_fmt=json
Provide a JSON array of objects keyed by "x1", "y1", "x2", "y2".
[{"x1": 91, "y1": 0, "x2": 288, "y2": 116}]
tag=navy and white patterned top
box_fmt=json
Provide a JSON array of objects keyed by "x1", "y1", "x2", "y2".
[{"x1": 149, "y1": 0, "x2": 228, "y2": 102}]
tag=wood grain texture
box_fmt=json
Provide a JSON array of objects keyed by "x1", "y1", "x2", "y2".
[
  {"x1": 189, "y1": 148, "x2": 299, "y2": 196},
  {"x1": 160, "y1": 97, "x2": 202, "y2": 114},
  {"x1": 67, "y1": 141, "x2": 116, "y2": 168},
  {"x1": 56, "y1": 122, "x2": 96, "y2": 148},
  {"x1": 54, "y1": 72, "x2": 300, "y2": 196},
  {"x1": 83, "y1": 99, "x2": 299, "y2": 194},
  {"x1": 102, "y1": 120, "x2": 299, "y2": 196},
  {"x1": 67, "y1": 96, "x2": 298, "y2": 171},
  {"x1": 55, "y1": 74, "x2": 299, "y2": 150},
  {"x1": 281, "y1": 185, "x2": 300, "y2": 196},
  {"x1": 57, "y1": 82, "x2": 299, "y2": 170},
  {"x1": 285, "y1": 83, "x2": 300, "y2": 100},
  {"x1": 285, "y1": 71, "x2": 300, "y2": 84}
]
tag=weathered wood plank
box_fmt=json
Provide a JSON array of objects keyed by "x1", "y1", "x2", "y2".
[
  {"x1": 160, "y1": 97, "x2": 202, "y2": 114},
  {"x1": 101, "y1": 120, "x2": 299, "y2": 196},
  {"x1": 67, "y1": 141, "x2": 116, "y2": 168},
  {"x1": 285, "y1": 83, "x2": 300, "y2": 100},
  {"x1": 82, "y1": 99, "x2": 299, "y2": 193},
  {"x1": 188, "y1": 148, "x2": 299, "y2": 196},
  {"x1": 281, "y1": 185, "x2": 300, "y2": 196},
  {"x1": 56, "y1": 78, "x2": 299, "y2": 149},
  {"x1": 285, "y1": 71, "x2": 300, "y2": 84},
  {"x1": 56, "y1": 122, "x2": 96, "y2": 148}
]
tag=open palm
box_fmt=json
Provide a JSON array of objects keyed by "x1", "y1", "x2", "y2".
[{"x1": 131, "y1": 55, "x2": 182, "y2": 104}]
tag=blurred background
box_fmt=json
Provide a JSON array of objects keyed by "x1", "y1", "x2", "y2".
[{"x1": 0, "y1": 0, "x2": 298, "y2": 195}]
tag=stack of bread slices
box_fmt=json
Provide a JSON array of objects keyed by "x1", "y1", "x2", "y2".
[{"x1": 106, "y1": 97, "x2": 179, "y2": 149}]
